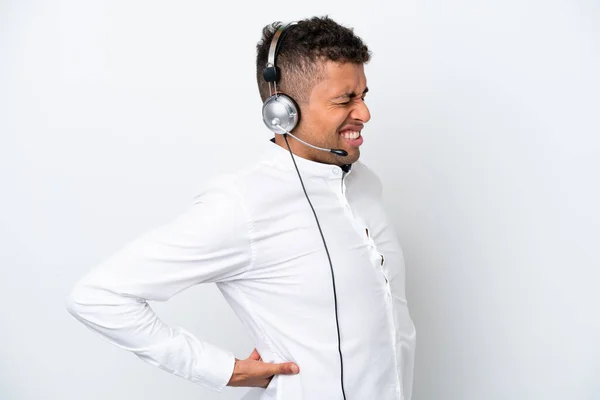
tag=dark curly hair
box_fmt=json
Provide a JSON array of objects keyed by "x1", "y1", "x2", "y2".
[{"x1": 256, "y1": 16, "x2": 371, "y2": 105}]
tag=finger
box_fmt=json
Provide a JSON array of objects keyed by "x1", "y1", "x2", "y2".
[
  {"x1": 266, "y1": 362, "x2": 299, "y2": 376},
  {"x1": 248, "y1": 348, "x2": 261, "y2": 361}
]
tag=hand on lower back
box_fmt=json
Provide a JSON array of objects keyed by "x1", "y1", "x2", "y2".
[{"x1": 227, "y1": 348, "x2": 300, "y2": 388}]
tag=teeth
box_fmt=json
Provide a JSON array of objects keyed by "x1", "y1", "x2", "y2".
[{"x1": 341, "y1": 131, "x2": 360, "y2": 140}]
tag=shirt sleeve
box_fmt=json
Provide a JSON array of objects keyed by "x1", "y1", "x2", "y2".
[
  {"x1": 66, "y1": 183, "x2": 253, "y2": 392},
  {"x1": 388, "y1": 250, "x2": 416, "y2": 400}
]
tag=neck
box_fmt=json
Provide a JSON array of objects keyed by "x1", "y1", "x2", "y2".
[{"x1": 273, "y1": 134, "x2": 321, "y2": 162}]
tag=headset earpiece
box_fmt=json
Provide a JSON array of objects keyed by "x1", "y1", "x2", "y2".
[
  {"x1": 262, "y1": 93, "x2": 299, "y2": 134},
  {"x1": 262, "y1": 22, "x2": 299, "y2": 134}
]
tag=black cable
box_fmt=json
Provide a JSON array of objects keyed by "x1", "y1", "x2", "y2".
[{"x1": 283, "y1": 134, "x2": 347, "y2": 400}]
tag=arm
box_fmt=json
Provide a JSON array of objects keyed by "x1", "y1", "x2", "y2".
[
  {"x1": 387, "y1": 245, "x2": 416, "y2": 400},
  {"x1": 66, "y1": 185, "x2": 251, "y2": 391}
]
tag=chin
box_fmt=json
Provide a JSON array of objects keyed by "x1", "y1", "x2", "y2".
[{"x1": 343, "y1": 150, "x2": 360, "y2": 165}]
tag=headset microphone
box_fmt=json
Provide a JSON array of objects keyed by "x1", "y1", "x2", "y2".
[{"x1": 272, "y1": 121, "x2": 349, "y2": 157}]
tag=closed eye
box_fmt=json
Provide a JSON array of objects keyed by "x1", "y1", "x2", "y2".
[
  {"x1": 333, "y1": 87, "x2": 369, "y2": 105},
  {"x1": 338, "y1": 95, "x2": 367, "y2": 106}
]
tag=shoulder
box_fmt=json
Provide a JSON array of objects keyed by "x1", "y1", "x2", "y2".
[
  {"x1": 191, "y1": 172, "x2": 248, "y2": 207},
  {"x1": 190, "y1": 156, "x2": 272, "y2": 210}
]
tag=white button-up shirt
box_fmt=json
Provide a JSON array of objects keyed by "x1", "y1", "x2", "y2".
[{"x1": 67, "y1": 140, "x2": 416, "y2": 400}]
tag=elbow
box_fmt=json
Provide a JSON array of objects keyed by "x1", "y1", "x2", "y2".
[
  {"x1": 65, "y1": 284, "x2": 82, "y2": 319},
  {"x1": 66, "y1": 278, "x2": 135, "y2": 325},
  {"x1": 65, "y1": 281, "x2": 92, "y2": 321}
]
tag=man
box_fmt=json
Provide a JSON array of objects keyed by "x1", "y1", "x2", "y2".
[{"x1": 67, "y1": 16, "x2": 416, "y2": 400}]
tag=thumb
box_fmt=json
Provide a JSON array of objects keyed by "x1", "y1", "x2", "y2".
[{"x1": 267, "y1": 362, "x2": 300, "y2": 376}]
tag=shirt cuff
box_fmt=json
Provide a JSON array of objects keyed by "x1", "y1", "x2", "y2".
[{"x1": 178, "y1": 327, "x2": 236, "y2": 392}]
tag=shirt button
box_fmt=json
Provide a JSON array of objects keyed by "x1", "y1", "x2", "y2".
[{"x1": 332, "y1": 167, "x2": 340, "y2": 175}]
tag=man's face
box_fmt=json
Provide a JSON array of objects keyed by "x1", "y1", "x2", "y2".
[{"x1": 294, "y1": 61, "x2": 371, "y2": 166}]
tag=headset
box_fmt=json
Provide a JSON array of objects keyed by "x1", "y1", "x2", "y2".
[
  {"x1": 262, "y1": 21, "x2": 348, "y2": 400},
  {"x1": 262, "y1": 21, "x2": 300, "y2": 135}
]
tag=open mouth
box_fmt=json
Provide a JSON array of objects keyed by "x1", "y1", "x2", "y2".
[{"x1": 339, "y1": 130, "x2": 364, "y2": 146}]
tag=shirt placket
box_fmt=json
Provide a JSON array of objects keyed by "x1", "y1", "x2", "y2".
[
  {"x1": 329, "y1": 168, "x2": 403, "y2": 399},
  {"x1": 333, "y1": 170, "x2": 390, "y2": 291}
]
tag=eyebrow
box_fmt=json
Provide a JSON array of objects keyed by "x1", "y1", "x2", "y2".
[{"x1": 332, "y1": 87, "x2": 369, "y2": 100}]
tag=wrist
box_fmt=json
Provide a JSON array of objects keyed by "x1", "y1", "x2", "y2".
[{"x1": 227, "y1": 358, "x2": 240, "y2": 386}]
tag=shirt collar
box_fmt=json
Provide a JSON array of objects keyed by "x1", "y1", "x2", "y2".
[{"x1": 264, "y1": 138, "x2": 353, "y2": 179}]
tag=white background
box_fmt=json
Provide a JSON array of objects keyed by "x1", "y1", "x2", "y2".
[{"x1": 1, "y1": 0, "x2": 599, "y2": 399}]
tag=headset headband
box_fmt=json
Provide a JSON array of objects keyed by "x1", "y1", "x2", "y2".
[{"x1": 263, "y1": 21, "x2": 298, "y2": 83}]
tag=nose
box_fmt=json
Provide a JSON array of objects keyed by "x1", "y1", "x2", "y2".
[{"x1": 351, "y1": 99, "x2": 371, "y2": 124}]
